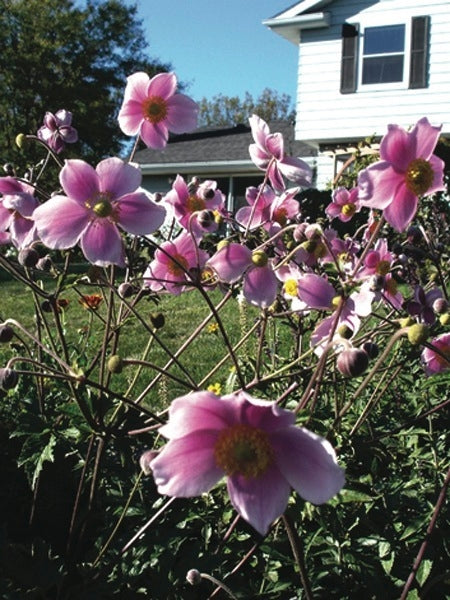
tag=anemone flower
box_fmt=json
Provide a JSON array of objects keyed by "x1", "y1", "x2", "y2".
[
  {"x1": 0, "y1": 177, "x2": 38, "y2": 248},
  {"x1": 236, "y1": 184, "x2": 300, "y2": 233},
  {"x1": 326, "y1": 186, "x2": 361, "y2": 222},
  {"x1": 358, "y1": 117, "x2": 445, "y2": 232},
  {"x1": 33, "y1": 157, "x2": 166, "y2": 267},
  {"x1": 37, "y1": 110, "x2": 78, "y2": 154},
  {"x1": 248, "y1": 115, "x2": 312, "y2": 192},
  {"x1": 207, "y1": 243, "x2": 278, "y2": 308},
  {"x1": 421, "y1": 333, "x2": 450, "y2": 376},
  {"x1": 150, "y1": 390, "x2": 345, "y2": 535},
  {"x1": 118, "y1": 71, "x2": 198, "y2": 149}
]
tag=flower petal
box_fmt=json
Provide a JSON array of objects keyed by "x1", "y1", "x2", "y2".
[
  {"x1": 60, "y1": 159, "x2": 99, "y2": 204},
  {"x1": 358, "y1": 162, "x2": 402, "y2": 209},
  {"x1": 297, "y1": 273, "x2": 335, "y2": 310},
  {"x1": 380, "y1": 123, "x2": 415, "y2": 170},
  {"x1": 147, "y1": 71, "x2": 177, "y2": 99},
  {"x1": 96, "y1": 157, "x2": 142, "y2": 199},
  {"x1": 116, "y1": 192, "x2": 166, "y2": 235},
  {"x1": 139, "y1": 120, "x2": 169, "y2": 149},
  {"x1": 278, "y1": 156, "x2": 312, "y2": 187},
  {"x1": 166, "y1": 94, "x2": 198, "y2": 133},
  {"x1": 33, "y1": 196, "x2": 88, "y2": 249},
  {"x1": 118, "y1": 99, "x2": 145, "y2": 136},
  {"x1": 243, "y1": 265, "x2": 278, "y2": 308},
  {"x1": 382, "y1": 183, "x2": 418, "y2": 232},
  {"x1": 410, "y1": 117, "x2": 442, "y2": 160},
  {"x1": 227, "y1": 467, "x2": 291, "y2": 535},
  {"x1": 271, "y1": 426, "x2": 345, "y2": 505},
  {"x1": 150, "y1": 431, "x2": 224, "y2": 497},
  {"x1": 207, "y1": 243, "x2": 252, "y2": 283},
  {"x1": 80, "y1": 220, "x2": 125, "y2": 267}
]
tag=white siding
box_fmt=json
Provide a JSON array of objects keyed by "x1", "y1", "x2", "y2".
[{"x1": 294, "y1": 0, "x2": 450, "y2": 144}]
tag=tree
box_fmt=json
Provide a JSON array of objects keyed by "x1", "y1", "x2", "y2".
[
  {"x1": 0, "y1": 0, "x2": 171, "y2": 168},
  {"x1": 197, "y1": 88, "x2": 295, "y2": 128}
]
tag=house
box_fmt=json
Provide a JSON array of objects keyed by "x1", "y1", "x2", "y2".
[
  {"x1": 264, "y1": 0, "x2": 450, "y2": 187},
  {"x1": 134, "y1": 121, "x2": 317, "y2": 213}
]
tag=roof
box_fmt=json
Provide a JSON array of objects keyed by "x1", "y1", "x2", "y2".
[
  {"x1": 264, "y1": 0, "x2": 333, "y2": 44},
  {"x1": 134, "y1": 121, "x2": 316, "y2": 175}
]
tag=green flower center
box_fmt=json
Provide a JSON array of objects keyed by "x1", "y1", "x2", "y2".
[
  {"x1": 142, "y1": 95, "x2": 168, "y2": 124},
  {"x1": 214, "y1": 423, "x2": 273, "y2": 479},
  {"x1": 92, "y1": 199, "x2": 113, "y2": 218},
  {"x1": 405, "y1": 158, "x2": 434, "y2": 196},
  {"x1": 251, "y1": 250, "x2": 268, "y2": 267}
]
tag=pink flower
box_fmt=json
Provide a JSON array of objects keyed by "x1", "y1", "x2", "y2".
[
  {"x1": 118, "y1": 72, "x2": 198, "y2": 149},
  {"x1": 144, "y1": 232, "x2": 208, "y2": 295},
  {"x1": 421, "y1": 333, "x2": 450, "y2": 376},
  {"x1": 207, "y1": 243, "x2": 278, "y2": 308},
  {"x1": 356, "y1": 238, "x2": 393, "y2": 280},
  {"x1": 164, "y1": 175, "x2": 225, "y2": 237},
  {"x1": 0, "y1": 177, "x2": 38, "y2": 248},
  {"x1": 358, "y1": 117, "x2": 445, "y2": 232},
  {"x1": 249, "y1": 115, "x2": 312, "y2": 192},
  {"x1": 150, "y1": 390, "x2": 345, "y2": 535},
  {"x1": 37, "y1": 110, "x2": 78, "y2": 154},
  {"x1": 236, "y1": 184, "x2": 300, "y2": 232},
  {"x1": 407, "y1": 285, "x2": 444, "y2": 325},
  {"x1": 326, "y1": 187, "x2": 361, "y2": 222},
  {"x1": 33, "y1": 158, "x2": 166, "y2": 267}
]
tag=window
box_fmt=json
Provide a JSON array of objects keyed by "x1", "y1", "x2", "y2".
[{"x1": 362, "y1": 25, "x2": 405, "y2": 84}]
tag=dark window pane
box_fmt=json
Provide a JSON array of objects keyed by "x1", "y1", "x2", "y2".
[
  {"x1": 364, "y1": 25, "x2": 405, "y2": 55},
  {"x1": 362, "y1": 55, "x2": 404, "y2": 84}
]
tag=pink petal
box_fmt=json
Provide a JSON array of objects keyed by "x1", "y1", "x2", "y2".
[
  {"x1": 382, "y1": 184, "x2": 418, "y2": 232},
  {"x1": 271, "y1": 426, "x2": 345, "y2": 504},
  {"x1": 139, "y1": 120, "x2": 169, "y2": 149},
  {"x1": 33, "y1": 196, "x2": 88, "y2": 249},
  {"x1": 243, "y1": 265, "x2": 278, "y2": 308},
  {"x1": 410, "y1": 117, "x2": 442, "y2": 160},
  {"x1": 207, "y1": 243, "x2": 252, "y2": 283},
  {"x1": 60, "y1": 160, "x2": 99, "y2": 204},
  {"x1": 249, "y1": 144, "x2": 270, "y2": 169},
  {"x1": 116, "y1": 192, "x2": 166, "y2": 235},
  {"x1": 96, "y1": 157, "x2": 142, "y2": 199},
  {"x1": 380, "y1": 124, "x2": 415, "y2": 170},
  {"x1": 428, "y1": 154, "x2": 446, "y2": 194},
  {"x1": 0, "y1": 204, "x2": 12, "y2": 230},
  {"x1": 54, "y1": 109, "x2": 72, "y2": 126},
  {"x1": 80, "y1": 220, "x2": 125, "y2": 267},
  {"x1": 159, "y1": 391, "x2": 234, "y2": 440},
  {"x1": 358, "y1": 162, "x2": 403, "y2": 209},
  {"x1": 227, "y1": 466, "x2": 291, "y2": 535},
  {"x1": 267, "y1": 161, "x2": 285, "y2": 192},
  {"x1": 297, "y1": 273, "x2": 335, "y2": 310},
  {"x1": 118, "y1": 99, "x2": 145, "y2": 136},
  {"x1": 9, "y1": 217, "x2": 36, "y2": 249},
  {"x1": 265, "y1": 132, "x2": 284, "y2": 160},
  {"x1": 166, "y1": 94, "x2": 198, "y2": 133},
  {"x1": 147, "y1": 71, "x2": 177, "y2": 99},
  {"x1": 150, "y1": 431, "x2": 223, "y2": 497},
  {"x1": 122, "y1": 72, "x2": 150, "y2": 103},
  {"x1": 249, "y1": 114, "x2": 271, "y2": 150},
  {"x1": 278, "y1": 156, "x2": 312, "y2": 187},
  {"x1": 0, "y1": 177, "x2": 26, "y2": 194},
  {"x1": 227, "y1": 391, "x2": 296, "y2": 431},
  {"x1": 235, "y1": 206, "x2": 265, "y2": 229}
]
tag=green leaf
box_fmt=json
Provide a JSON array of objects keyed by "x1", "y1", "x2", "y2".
[{"x1": 416, "y1": 559, "x2": 433, "y2": 587}]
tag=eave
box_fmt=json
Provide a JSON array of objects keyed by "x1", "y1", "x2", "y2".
[
  {"x1": 140, "y1": 160, "x2": 258, "y2": 177},
  {"x1": 263, "y1": 12, "x2": 330, "y2": 44}
]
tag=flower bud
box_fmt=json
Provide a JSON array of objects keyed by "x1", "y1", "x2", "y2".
[
  {"x1": 36, "y1": 255, "x2": 53, "y2": 272},
  {"x1": 150, "y1": 312, "x2": 165, "y2": 329},
  {"x1": 337, "y1": 324, "x2": 353, "y2": 339},
  {"x1": 0, "y1": 325, "x2": 14, "y2": 343},
  {"x1": 15, "y1": 133, "x2": 28, "y2": 149},
  {"x1": 337, "y1": 348, "x2": 369, "y2": 377},
  {"x1": 40, "y1": 300, "x2": 53, "y2": 313},
  {"x1": 216, "y1": 239, "x2": 230, "y2": 251},
  {"x1": 3, "y1": 163, "x2": 15, "y2": 176},
  {"x1": 203, "y1": 187, "x2": 215, "y2": 200},
  {"x1": 197, "y1": 209, "x2": 215, "y2": 228},
  {"x1": 362, "y1": 341, "x2": 379, "y2": 359},
  {"x1": 107, "y1": 355, "x2": 123, "y2": 374},
  {"x1": 398, "y1": 316, "x2": 415, "y2": 329},
  {"x1": 432, "y1": 297, "x2": 448, "y2": 315},
  {"x1": 186, "y1": 569, "x2": 202, "y2": 586},
  {"x1": 439, "y1": 313, "x2": 450, "y2": 326},
  {"x1": 251, "y1": 250, "x2": 268, "y2": 267},
  {"x1": 18, "y1": 247, "x2": 39, "y2": 268},
  {"x1": 118, "y1": 282, "x2": 134, "y2": 298},
  {"x1": 407, "y1": 324, "x2": 429, "y2": 346},
  {"x1": 0, "y1": 367, "x2": 18, "y2": 390}
]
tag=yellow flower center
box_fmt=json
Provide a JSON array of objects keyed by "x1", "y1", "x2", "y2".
[
  {"x1": 92, "y1": 199, "x2": 113, "y2": 218},
  {"x1": 167, "y1": 253, "x2": 188, "y2": 276},
  {"x1": 186, "y1": 194, "x2": 206, "y2": 213},
  {"x1": 142, "y1": 95, "x2": 168, "y2": 124},
  {"x1": 273, "y1": 207, "x2": 287, "y2": 226},
  {"x1": 284, "y1": 278, "x2": 298, "y2": 297},
  {"x1": 251, "y1": 250, "x2": 268, "y2": 267},
  {"x1": 341, "y1": 203, "x2": 356, "y2": 218},
  {"x1": 376, "y1": 260, "x2": 391, "y2": 276},
  {"x1": 405, "y1": 158, "x2": 434, "y2": 196},
  {"x1": 214, "y1": 423, "x2": 273, "y2": 479}
]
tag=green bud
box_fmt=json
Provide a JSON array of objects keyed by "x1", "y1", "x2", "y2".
[
  {"x1": 407, "y1": 324, "x2": 429, "y2": 346},
  {"x1": 439, "y1": 313, "x2": 450, "y2": 326},
  {"x1": 398, "y1": 316, "x2": 415, "y2": 329},
  {"x1": 107, "y1": 355, "x2": 123, "y2": 374},
  {"x1": 15, "y1": 133, "x2": 28, "y2": 149},
  {"x1": 150, "y1": 312, "x2": 165, "y2": 329}
]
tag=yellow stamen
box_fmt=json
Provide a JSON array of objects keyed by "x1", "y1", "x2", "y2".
[
  {"x1": 186, "y1": 194, "x2": 206, "y2": 213},
  {"x1": 376, "y1": 260, "x2": 391, "y2": 276},
  {"x1": 142, "y1": 95, "x2": 168, "y2": 124},
  {"x1": 341, "y1": 203, "x2": 356, "y2": 218},
  {"x1": 214, "y1": 424, "x2": 273, "y2": 479},
  {"x1": 405, "y1": 158, "x2": 434, "y2": 196},
  {"x1": 167, "y1": 253, "x2": 188, "y2": 276},
  {"x1": 284, "y1": 278, "x2": 298, "y2": 297}
]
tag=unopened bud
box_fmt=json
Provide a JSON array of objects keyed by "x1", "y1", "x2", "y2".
[
  {"x1": 36, "y1": 255, "x2": 53, "y2": 272},
  {"x1": 18, "y1": 247, "x2": 39, "y2": 268},
  {"x1": 439, "y1": 313, "x2": 450, "y2": 326},
  {"x1": 362, "y1": 341, "x2": 379, "y2": 359},
  {"x1": 186, "y1": 569, "x2": 202, "y2": 586},
  {"x1": 15, "y1": 133, "x2": 28, "y2": 149},
  {"x1": 150, "y1": 312, "x2": 165, "y2": 329},
  {"x1": 216, "y1": 239, "x2": 230, "y2": 252},
  {"x1": 337, "y1": 348, "x2": 369, "y2": 377},
  {"x1": 251, "y1": 250, "x2": 268, "y2": 267},
  {"x1": 40, "y1": 300, "x2": 53, "y2": 313},
  {"x1": 3, "y1": 163, "x2": 15, "y2": 176},
  {"x1": 197, "y1": 209, "x2": 215, "y2": 228},
  {"x1": 0, "y1": 367, "x2": 18, "y2": 390},
  {"x1": 407, "y1": 324, "x2": 429, "y2": 346},
  {"x1": 118, "y1": 282, "x2": 134, "y2": 298},
  {"x1": 337, "y1": 324, "x2": 353, "y2": 339},
  {"x1": 0, "y1": 325, "x2": 14, "y2": 343},
  {"x1": 107, "y1": 355, "x2": 123, "y2": 374},
  {"x1": 432, "y1": 297, "x2": 448, "y2": 314}
]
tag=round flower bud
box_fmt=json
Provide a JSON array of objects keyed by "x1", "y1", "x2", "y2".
[
  {"x1": 337, "y1": 324, "x2": 353, "y2": 340},
  {"x1": 251, "y1": 250, "x2": 268, "y2": 268},
  {"x1": 407, "y1": 324, "x2": 429, "y2": 346},
  {"x1": 18, "y1": 247, "x2": 39, "y2": 268},
  {"x1": 40, "y1": 300, "x2": 53, "y2": 313},
  {"x1": 337, "y1": 348, "x2": 369, "y2": 377},
  {"x1": 432, "y1": 297, "x2": 448, "y2": 315},
  {"x1": 216, "y1": 239, "x2": 230, "y2": 252},
  {"x1": 150, "y1": 312, "x2": 165, "y2": 329},
  {"x1": 0, "y1": 367, "x2": 18, "y2": 390},
  {"x1": 186, "y1": 569, "x2": 202, "y2": 586},
  {"x1": 0, "y1": 325, "x2": 14, "y2": 343},
  {"x1": 107, "y1": 355, "x2": 123, "y2": 374},
  {"x1": 15, "y1": 133, "x2": 28, "y2": 149},
  {"x1": 362, "y1": 341, "x2": 379, "y2": 360},
  {"x1": 36, "y1": 255, "x2": 53, "y2": 272},
  {"x1": 197, "y1": 209, "x2": 215, "y2": 228},
  {"x1": 203, "y1": 187, "x2": 215, "y2": 200},
  {"x1": 439, "y1": 313, "x2": 450, "y2": 326},
  {"x1": 118, "y1": 282, "x2": 134, "y2": 298}
]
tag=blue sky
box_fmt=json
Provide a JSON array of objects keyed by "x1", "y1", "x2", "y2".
[{"x1": 136, "y1": 0, "x2": 298, "y2": 104}]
